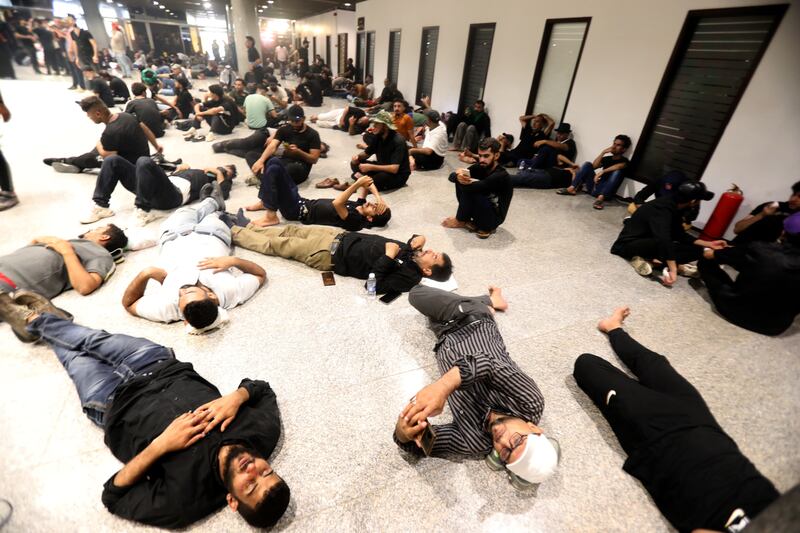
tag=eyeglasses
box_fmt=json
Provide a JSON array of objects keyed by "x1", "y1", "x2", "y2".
[{"x1": 499, "y1": 432, "x2": 527, "y2": 464}]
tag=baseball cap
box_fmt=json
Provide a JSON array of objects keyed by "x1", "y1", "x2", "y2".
[
  {"x1": 287, "y1": 105, "x2": 305, "y2": 120},
  {"x1": 505, "y1": 433, "x2": 560, "y2": 484},
  {"x1": 676, "y1": 180, "x2": 715, "y2": 202},
  {"x1": 423, "y1": 109, "x2": 440, "y2": 123},
  {"x1": 369, "y1": 110, "x2": 396, "y2": 129}
]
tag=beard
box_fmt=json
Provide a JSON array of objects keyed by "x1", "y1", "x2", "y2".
[{"x1": 222, "y1": 444, "x2": 262, "y2": 490}]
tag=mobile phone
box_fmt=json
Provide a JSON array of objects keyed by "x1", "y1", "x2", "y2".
[
  {"x1": 379, "y1": 291, "x2": 401, "y2": 304},
  {"x1": 420, "y1": 424, "x2": 437, "y2": 456},
  {"x1": 321, "y1": 271, "x2": 335, "y2": 286}
]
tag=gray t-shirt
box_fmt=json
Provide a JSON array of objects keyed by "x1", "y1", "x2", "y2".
[{"x1": 0, "y1": 239, "x2": 115, "y2": 298}]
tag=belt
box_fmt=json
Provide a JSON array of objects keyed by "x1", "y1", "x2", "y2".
[
  {"x1": 0, "y1": 271, "x2": 17, "y2": 290},
  {"x1": 329, "y1": 232, "x2": 346, "y2": 256},
  {"x1": 161, "y1": 228, "x2": 222, "y2": 244}
]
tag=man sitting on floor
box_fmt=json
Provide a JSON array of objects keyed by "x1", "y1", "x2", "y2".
[
  {"x1": 610, "y1": 180, "x2": 724, "y2": 286},
  {"x1": 0, "y1": 302, "x2": 290, "y2": 528},
  {"x1": 698, "y1": 212, "x2": 800, "y2": 336},
  {"x1": 573, "y1": 306, "x2": 779, "y2": 532},
  {"x1": 250, "y1": 105, "x2": 321, "y2": 185},
  {"x1": 510, "y1": 123, "x2": 578, "y2": 190},
  {"x1": 556, "y1": 134, "x2": 631, "y2": 210},
  {"x1": 212, "y1": 83, "x2": 278, "y2": 161},
  {"x1": 125, "y1": 82, "x2": 165, "y2": 138},
  {"x1": 499, "y1": 113, "x2": 554, "y2": 167},
  {"x1": 449, "y1": 99, "x2": 492, "y2": 153},
  {"x1": 394, "y1": 285, "x2": 559, "y2": 488},
  {"x1": 338, "y1": 111, "x2": 410, "y2": 192},
  {"x1": 732, "y1": 180, "x2": 800, "y2": 245},
  {"x1": 123, "y1": 188, "x2": 265, "y2": 330},
  {"x1": 442, "y1": 138, "x2": 512, "y2": 239},
  {"x1": 391, "y1": 99, "x2": 416, "y2": 147},
  {"x1": 0, "y1": 225, "x2": 126, "y2": 300},
  {"x1": 409, "y1": 109, "x2": 448, "y2": 171},
  {"x1": 244, "y1": 160, "x2": 390, "y2": 230},
  {"x1": 233, "y1": 225, "x2": 451, "y2": 294},
  {"x1": 100, "y1": 70, "x2": 131, "y2": 103},
  {"x1": 84, "y1": 67, "x2": 116, "y2": 107},
  {"x1": 180, "y1": 84, "x2": 240, "y2": 136},
  {"x1": 309, "y1": 105, "x2": 369, "y2": 134}
]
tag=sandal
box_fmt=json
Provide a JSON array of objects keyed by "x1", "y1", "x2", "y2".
[
  {"x1": 593, "y1": 200, "x2": 604, "y2": 210},
  {"x1": 192, "y1": 135, "x2": 206, "y2": 142},
  {"x1": 556, "y1": 188, "x2": 576, "y2": 196},
  {"x1": 332, "y1": 181, "x2": 351, "y2": 191},
  {"x1": 476, "y1": 230, "x2": 493, "y2": 239},
  {"x1": 315, "y1": 177, "x2": 339, "y2": 189}
]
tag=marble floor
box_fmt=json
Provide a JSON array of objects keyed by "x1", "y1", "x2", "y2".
[{"x1": 0, "y1": 69, "x2": 798, "y2": 533}]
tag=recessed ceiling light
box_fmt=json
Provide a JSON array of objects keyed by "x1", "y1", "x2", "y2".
[
  {"x1": 159, "y1": 5, "x2": 165, "y2": 8},
  {"x1": 344, "y1": 2, "x2": 351, "y2": 5},
  {"x1": 153, "y1": 1, "x2": 159, "y2": 4},
  {"x1": 267, "y1": 0, "x2": 274, "y2": 3},
  {"x1": 203, "y1": 2, "x2": 211, "y2": 8}
]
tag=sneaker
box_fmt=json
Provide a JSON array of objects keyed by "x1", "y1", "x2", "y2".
[
  {"x1": 212, "y1": 141, "x2": 227, "y2": 154},
  {"x1": 80, "y1": 204, "x2": 115, "y2": 224},
  {"x1": 43, "y1": 157, "x2": 65, "y2": 166},
  {"x1": 132, "y1": 208, "x2": 158, "y2": 227},
  {"x1": 52, "y1": 162, "x2": 81, "y2": 174},
  {"x1": 13, "y1": 290, "x2": 73, "y2": 321},
  {"x1": 245, "y1": 174, "x2": 261, "y2": 188},
  {"x1": 151, "y1": 152, "x2": 165, "y2": 164},
  {"x1": 67, "y1": 85, "x2": 77, "y2": 90},
  {"x1": 199, "y1": 182, "x2": 225, "y2": 211},
  {"x1": 0, "y1": 194, "x2": 19, "y2": 211},
  {"x1": 206, "y1": 132, "x2": 216, "y2": 142},
  {"x1": 0, "y1": 291, "x2": 38, "y2": 343},
  {"x1": 629, "y1": 256, "x2": 653, "y2": 277},
  {"x1": 677, "y1": 263, "x2": 700, "y2": 278}
]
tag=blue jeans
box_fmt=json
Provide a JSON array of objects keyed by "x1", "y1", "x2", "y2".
[
  {"x1": 159, "y1": 197, "x2": 231, "y2": 248},
  {"x1": 27, "y1": 314, "x2": 173, "y2": 426},
  {"x1": 259, "y1": 158, "x2": 302, "y2": 220},
  {"x1": 570, "y1": 162, "x2": 625, "y2": 198}
]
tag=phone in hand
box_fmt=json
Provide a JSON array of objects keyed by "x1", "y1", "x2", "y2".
[
  {"x1": 420, "y1": 424, "x2": 437, "y2": 456},
  {"x1": 321, "y1": 271, "x2": 335, "y2": 286},
  {"x1": 379, "y1": 291, "x2": 401, "y2": 304}
]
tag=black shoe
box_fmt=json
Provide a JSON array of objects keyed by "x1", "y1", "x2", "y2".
[
  {"x1": 212, "y1": 141, "x2": 226, "y2": 154},
  {"x1": 200, "y1": 182, "x2": 225, "y2": 211},
  {"x1": 151, "y1": 152, "x2": 165, "y2": 164},
  {"x1": 0, "y1": 291, "x2": 38, "y2": 343},
  {"x1": 43, "y1": 157, "x2": 65, "y2": 166}
]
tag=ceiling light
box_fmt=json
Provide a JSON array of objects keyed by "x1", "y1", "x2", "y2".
[
  {"x1": 259, "y1": 9, "x2": 263, "y2": 12},
  {"x1": 203, "y1": 2, "x2": 212, "y2": 8},
  {"x1": 344, "y1": 2, "x2": 351, "y2": 5},
  {"x1": 268, "y1": 0, "x2": 274, "y2": 3},
  {"x1": 159, "y1": 5, "x2": 165, "y2": 8},
  {"x1": 153, "y1": 1, "x2": 159, "y2": 4}
]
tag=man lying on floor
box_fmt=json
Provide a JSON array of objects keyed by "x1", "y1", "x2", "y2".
[
  {"x1": 123, "y1": 187, "x2": 266, "y2": 331},
  {"x1": 394, "y1": 285, "x2": 559, "y2": 488},
  {"x1": 0, "y1": 224, "x2": 126, "y2": 302},
  {"x1": 244, "y1": 160, "x2": 391, "y2": 230},
  {"x1": 232, "y1": 224, "x2": 451, "y2": 294},
  {"x1": 573, "y1": 306, "x2": 779, "y2": 533},
  {"x1": 0, "y1": 297, "x2": 289, "y2": 529}
]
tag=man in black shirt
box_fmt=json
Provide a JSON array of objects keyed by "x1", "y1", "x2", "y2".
[
  {"x1": 347, "y1": 111, "x2": 410, "y2": 191},
  {"x1": 557, "y1": 134, "x2": 631, "y2": 210},
  {"x1": 296, "y1": 73, "x2": 323, "y2": 107},
  {"x1": 83, "y1": 67, "x2": 115, "y2": 106},
  {"x1": 251, "y1": 105, "x2": 321, "y2": 184},
  {"x1": 510, "y1": 123, "x2": 579, "y2": 190},
  {"x1": 2, "y1": 308, "x2": 290, "y2": 529},
  {"x1": 442, "y1": 137, "x2": 513, "y2": 239},
  {"x1": 245, "y1": 160, "x2": 390, "y2": 230},
  {"x1": 233, "y1": 225, "x2": 452, "y2": 294},
  {"x1": 610, "y1": 181, "x2": 724, "y2": 287},
  {"x1": 155, "y1": 76, "x2": 194, "y2": 121},
  {"x1": 186, "y1": 84, "x2": 240, "y2": 135},
  {"x1": 449, "y1": 100, "x2": 492, "y2": 153},
  {"x1": 698, "y1": 212, "x2": 800, "y2": 335},
  {"x1": 499, "y1": 113, "x2": 554, "y2": 166},
  {"x1": 14, "y1": 19, "x2": 41, "y2": 74},
  {"x1": 68, "y1": 16, "x2": 97, "y2": 69},
  {"x1": 125, "y1": 83, "x2": 164, "y2": 137},
  {"x1": 732, "y1": 181, "x2": 800, "y2": 245},
  {"x1": 33, "y1": 19, "x2": 60, "y2": 75},
  {"x1": 574, "y1": 306, "x2": 779, "y2": 532},
  {"x1": 100, "y1": 70, "x2": 130, "y2": 102}
]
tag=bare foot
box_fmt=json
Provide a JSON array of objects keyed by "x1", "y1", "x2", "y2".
[
  {"x1": 488, "y1": 286, "x2": 508, "y2": 312},
  {"x1": 597, "y1": 306, "x2": 631, "y2": 334},
  {"x1": 245, "y1": 201, "x2": 265, "y2": 212},
  {"x1": 356, "y1": 143, "x2": 367, "y2": 150},
  {"x1": 409, "y1": 156, "x2": 416, "y2": 172},
  {"x1": 309, "y1": 115, "x2": 318, "y2": 122},
  {"x1": 442, "y1": 217, "x2": 467, "y2": 229},
  {"x1": 251, "y1": 212, "x2": 280, "y2": 227}
]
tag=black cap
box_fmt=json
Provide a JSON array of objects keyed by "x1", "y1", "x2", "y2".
[
  {"x1": 287, "y1": 105, "x2": 305, "y2": 120},
  {"x1": 677, "y1": 180, "x2": 714, "y2": 202},
  {"x1": 555, "y1": 123, "x2": 571, "y2": 134}
]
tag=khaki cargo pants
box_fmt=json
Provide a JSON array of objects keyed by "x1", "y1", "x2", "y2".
[{"x1": 232, "y1": 224, "x2": 339, "y2": 271}]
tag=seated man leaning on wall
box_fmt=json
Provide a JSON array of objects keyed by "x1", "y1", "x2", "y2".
[
  {"x1": 731, "y1": 180, "x2": 800, "y2": 245},
  {"x1": 0, "y1": 299, "x2": 290, "y2": 529},
  {"x1": 394, "y1": 284, "x2": 559, "y2": 489},
  {"x1": 510, "y1": 123, "x2": 578, "y2": 190},
  {"x1": 556, "y1": 134, "x2": 632, "y2": 210},
  {"x1": 448, "y1": 99, "x2": 492, "y2": 153},
  {"x1": 122, "y1": 185, "x2": 266, "y2": 331}
]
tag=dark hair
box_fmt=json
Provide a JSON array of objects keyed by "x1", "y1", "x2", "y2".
[
  {"x1": 792, "y1": 180, "x2": 800, "y2": 195},
  {"x1": 475, "y1": 99, "x2": 485, "y2": 106},
  {"x1": 234, "y1": 77, "x2": 245, "y2": 83},
  {"x1": 131, "y1": 82, "x2": 147, "y2": 96},
  {"x1": 256, "y1": 83, "x2": 269, "y2": 92},
  {"x1": 174, "y1": 76, "x2": 188, "y2": 90},
  {"x1": 615, "y1": 134, "x2": 632, "y2": 149},
  {"x1": 478, "y1": 137, "x2": 501, "y2": 154},
  {"x1": 237, "y1": 478, "x2": 291, "y2": 528},
  {"x1": 183, "y1": 298, "x2": 218, "y2": 329},
  {"x1": 82, "y1": 65, "x2": 95, "y2": 73},
  {"x1": 208, "y1": 84, "x2": 224, "y2": 97},
  {"x1": 428, "y1": 253, "x2": 453, "y2": 282},
  {"x1": 367, "y1": 207, "x2": 392, "y2": 228},
  {"x1": 245, "y1": 36, "x2": 255, "y2": 45},
  {"x1": 392, "y1": 99, "x2": 408, "y2": 110},
  {"x1": 79, "y1": 95, "x2": 106, "y2": 112},
  {"x1": 102, "y1": 224, "x2": 128, "y2": 252},
  {"x1": 98, "y1": 70, "x2": 112, "y2": 81}
]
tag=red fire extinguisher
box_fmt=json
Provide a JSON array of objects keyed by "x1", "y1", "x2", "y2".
[{"x1": 700, "y1": 183, "x2": 744, "y2": 240}]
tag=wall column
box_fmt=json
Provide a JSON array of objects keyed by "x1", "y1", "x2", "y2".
[
  {"x1": 79, "y1": 0, "x2": 110, "y2": 49},
  {"x1": 228, "y1": 0, "x2": 261, "y2": 73}
]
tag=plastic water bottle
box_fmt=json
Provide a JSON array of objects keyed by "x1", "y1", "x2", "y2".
[{"x1": 366, "y1": 273, "x2": 377, "y2": 300}]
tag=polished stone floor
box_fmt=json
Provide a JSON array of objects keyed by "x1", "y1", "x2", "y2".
[{"x1": 0, "y1": 69, "x2": 798, "y2": 533}]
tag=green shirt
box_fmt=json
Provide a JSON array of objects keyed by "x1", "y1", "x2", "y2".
[{"x1": 244, "y1": 93, "x2": 274, "y2": 129}]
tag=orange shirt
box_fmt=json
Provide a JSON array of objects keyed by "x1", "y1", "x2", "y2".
[{"x1": 393, "y1": 113, "x2": 414, "y2": 142}]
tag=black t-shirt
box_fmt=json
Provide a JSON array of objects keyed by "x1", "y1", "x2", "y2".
[
  {"x1": 100, "y1": 112, "x2": 150, "y2": 164},
  {"x1": 91, "y1": 78, "x2": 115, "y2": 107},
  {"x1": 109, "y1": 77, "x2": 130, "y2": 99},
  {"x1": 544, "y1": 139, "x2": 579, "y2": 186},
  {"x1": 514, "y1": 124, "x2": 548, "y2": 158},
  {"x1": 172, "y1": 169, "x2": 214, "y2": 203},
  {"x1": 333, "y1": 233, "x2": 422, "y2": 293},
  {"x1": 15, "y1": 26, "x2": 35, "y2": 48},
  {"x1": 201, "y1": 97, "x2": 240, "y2": 125},
  {"x1": 71, "y1": 28, "x2": 94, "y2": 60},
  {"x1": 366, "y1": 130, "x2": 410, "y2": 177},
  {"x1": 274, "y1": 124, "x2": 321, "y2": 167},
  {"x1": 343, "y1": 106, "x2": 366, "y2": 124},
  {"x1": 32, "y1": 27, "x2": 55, "y2": 49},
  {"x1": 247, "y1": 46, "x2": 259, "y2": 63},
  {"x1": 464, "y1": 163, "x2": 513, "y2": 221},
  {"x1": 302, "y1": 198, "x2": 367, "y2": 231},
  {"x1": 600, "y1": 154, "x2": 629, "y2": 171},
  {"x1": 125, "y1": 98, "x2": 164, "y2": 137},
  {"x1": 298, "y1": 78, "x2": 322, "y2": 106},
  {"x1": 175, "y1": 88, "x2": 195, "y2": 119},
  {"x1": 732, "y1": 201, "x2": 798, "y2": 245}
]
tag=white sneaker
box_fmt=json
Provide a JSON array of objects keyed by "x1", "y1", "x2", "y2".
[
  {"x1": 183, "y1": 127, "x2": 196, "y2": 137},
  {"x1": 80, "y1": 204, "x2": 114, "y2": 224},
  {"x1": 677, "y1": 263, "x2": 700, "y2": 278},
  {"x1": 629, "y1": 256, "x2": 653, "y2": 277},
  {"x1": 132, "y1": 208, "x2": 158, "y2": 227},
  {"x1": 206, "y1": 132, "x2": 216, "y2": 142}
]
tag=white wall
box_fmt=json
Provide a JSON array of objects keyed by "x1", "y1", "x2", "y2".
[
  {"x1": 295, "y1": 10, "x2": 357, "y2": 73},
  {"x1": 356, "y1": 0, "x2": 799, "y2": 238}
]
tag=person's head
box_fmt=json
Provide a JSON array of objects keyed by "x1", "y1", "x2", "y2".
[
  {"x1": 554, "y1": 122, "x2": 572, "y2": 141},
  {"x1": 611, "y1": 134, "x2": 632, "y2": 156},
  {"x1": 233, "y1": 78, "x2": 245, "y2": 92},
  {"x1": 675, "y1": 180, "x2": 714, "y2": 208},
  {"x1": 287, "y1": 105, "x2": 305, "y2": 130},
  {"x1": 490, "y1": 416, "x2": 559, "y2": 484},
  {"x1": 66, "y1": 14, "x2": 76, "y2": 27},
  {"x1": 788, "y1": 180, "x2": 800, "y2": 210},
  {"x1": 383, "y1": 77, "x2": 391, "y2": 87},
  {"x1": 141, "y1": 68, "x2": 158, "y2": 87},
  {"x1": 392, "y1": 99, "x2": 407, "y2": 115},
  {"x1": 531, "y1": 114, "x2": 546, "y2": 131},
  {"x1": 78, "y1": 224, "x2": 128, "y2": 251},
  {"x1": 477, "y1": 137, "x2": 502, "y2": 169},
  {"x1": 413, "y1": 249, "x2": 452, "y2": 280},
  {"x1": 208, "y1": 83, "x2": 224, "y2": 101},
  {"x1": 217, "y1": 164, "x2": 237, "y2": 179},
  {"x1": 79, "y1": 95, "x2": 110, "y2": 124},
  {"x1": 497, "y1": 133, "x2": 514, "y2": 150},
  {"x1": 356, "y1": 203, "x2": 392, "y2": 227},
  {"x1": 174, "y1": 76, "x2": 188, "y2": 92},
  {"x1": 178, "y1": 285, "x2": 219, "y2": 328},
  {"x1": 82, "y1": 66, "x2": 96, "y2": 80},
  {"x1": 255, "y1": 83, "x2": 268, "y2": 95},
  {"x1": 245, "y1": 36, "x2": 255, "y2": 48},
  {"x1": 423, "y1": 109, "x2": 440, "y2": 127},
  {"x1": 369, "y1": 110, "x2": 396, "y2": 137},
  {"x1": 222, "y1": 444, "x2": 290, "y2": 527},
  {"x1": 130, "y1": 82, "x2": 147, "y2": 97},
  {"x1": 473, "y1": 100, "x2": 485, "y2": 113},
  {"x1": 98, "y1": 70, "x2": 112, "y2": 82},
  {"x1": 365, "y1": 75, "x2": 373, "y2": 84},
  {"x1": 782, "y1": 212, "x2": 800, "y2": 247}
]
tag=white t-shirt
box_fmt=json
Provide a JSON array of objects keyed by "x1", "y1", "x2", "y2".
[
  {"x1": 423, "y1": 122, "x2": 449, "y2": 156},
  {"x1": 276, "y1": 46, "x2": 288, "y2": 62},
  {"x1": 364, "y1": 83, "x2": 375, "y2": 100},
  {"x1": 110, "y1": 31, "x2": 125, "y2": 53},
  {"x1": 271, "y1": 86, "x2": 288, "y2": 105},
  {"x1": 168, "y1": 176, "x2": 192, "y2": 205},
  {"x1": 134, "y1": 233, "x2": 261, "y2": 323}
]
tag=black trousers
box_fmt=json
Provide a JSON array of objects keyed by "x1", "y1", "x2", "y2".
[
  {"x1": 193, "y1": 114, "x2": 233, "y2": 134},
  {"x1": 412, "y1": 151, "x2": 444, "y2": 171},
  {"x1": 221, "y1": 129, "x2": 269, "y2": 159},
  {"x1": 349, "y1": 160, "x2": 409, "y2": 191},
  {"x1": 573, "y1": 329, "x2": 713, "y2": 456},
  {"x1": 134, "y1": 156, "x2": 183, "y2": 211},
  {"x1": 611, "y1": 237, "x2": 703, "y2": 265},
  {"x1": 42, "y1": 48, "x2": 61, "y2": 74},
  {"x1": 22, "y1": 45, "x2": 40, "y2": 73},
  {"x1": 65, "y1": 148, "x2": 102, "y2": 170},
  {"x1": 244, "y1": 152, "x2": 310, "y2": 185},
  {"x1": 0, "y1": 149, "x2": 13, "y2": 192},
  {"x1": 452, "y1": 175, "x2": 503, "y2": 232},
  {"x1": 408, "y1": 285, "x2": 493, "y2": 338}
]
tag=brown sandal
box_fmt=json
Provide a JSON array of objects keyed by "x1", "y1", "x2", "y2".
[
  {"x1": 332, "y1": 181, "x2": 351, "y2": 191},
  {"x1": 315, "y1": 177, "x2": 339, "y2": 189}
]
